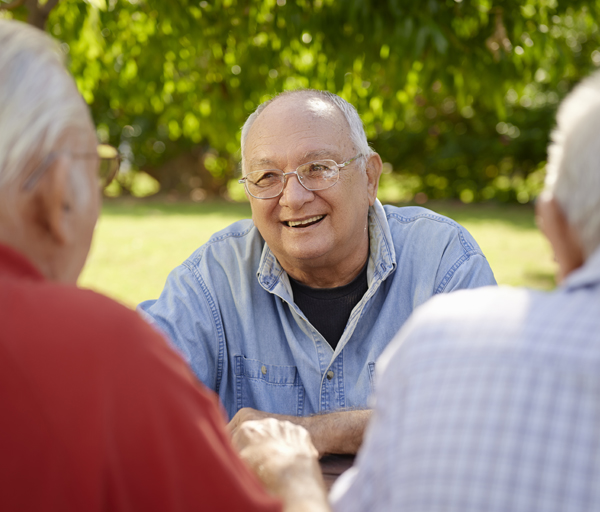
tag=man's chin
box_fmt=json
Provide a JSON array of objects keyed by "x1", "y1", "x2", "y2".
[{"x1": 275, "y1": 243, "x2": 333, "y2": 266}]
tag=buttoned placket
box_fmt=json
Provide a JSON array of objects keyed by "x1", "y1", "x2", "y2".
[{"x1": 256, "y1": 200, "x2": 397, "y2": 413}]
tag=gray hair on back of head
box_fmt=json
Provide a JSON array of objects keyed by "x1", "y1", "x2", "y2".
[
  {"x1": 545, "y1": 71, "x2": 600, "y2": 257},
  {"x1": 0, "y1": 19, "x2": 91, "y2": 190},
  {"x1": 240, "y1": 89, "x2": 373, "y2": 172}
]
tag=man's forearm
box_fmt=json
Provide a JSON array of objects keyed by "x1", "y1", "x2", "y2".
[
  {"x1": 229, "y1": 408, "x2": 372, "y2": 457},
  {"x1": 297, "y1": 409, "x2": 371, "y2": 456}
]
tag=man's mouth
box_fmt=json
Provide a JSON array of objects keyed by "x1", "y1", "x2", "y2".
[{"x1": 285, "y1": 215, "x2": 325, "y2": 228}]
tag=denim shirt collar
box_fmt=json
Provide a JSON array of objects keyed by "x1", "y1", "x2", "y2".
[
  {"x1": 256, "y1": 199, "x2": 397, "y2": 302},
  {"x1": 562, "y1": 246, "x2": 600, "y2": 292}
]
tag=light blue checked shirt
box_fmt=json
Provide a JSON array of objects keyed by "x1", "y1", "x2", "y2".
[{"x1": 331, "y1": 247, "x2": 600, "y2": 512}]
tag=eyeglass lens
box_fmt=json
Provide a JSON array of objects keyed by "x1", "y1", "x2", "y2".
[
  {"x1": 98, "y1": 159, "x2": 118, "y2": 186},
  {"x1": 246, "y1": 161, "x2": 339, "y2": 198},
  {"x1": 97, "y1": 144, "x2": 119, "y2": 188}
]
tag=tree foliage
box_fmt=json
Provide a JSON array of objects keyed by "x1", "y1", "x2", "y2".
[{"x1": 3, "y1": 0, "x2": 600, "y2": 202}]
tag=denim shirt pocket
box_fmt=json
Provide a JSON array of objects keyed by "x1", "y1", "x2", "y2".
[
  {"x1": 367, "y1": 362, "x2": 376, "y2": 393},
  {"x1": 234, "y1": 355, "x2": 305, "y2": 416}
]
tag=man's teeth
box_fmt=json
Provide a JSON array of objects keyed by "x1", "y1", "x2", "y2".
[{"x1": 287, "y1": 215, "x2": 324, "y2": 227}]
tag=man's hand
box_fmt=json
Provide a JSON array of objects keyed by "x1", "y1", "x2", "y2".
[
  {"x1": 228, "y1": 407, "x2": 287, "y2": 436},
  {"x1": 232, "y1": 418, "x2": 330, "y2": 512},
  {"x1": 229, "y1": 407, "x2": 371, "y2": 457}
]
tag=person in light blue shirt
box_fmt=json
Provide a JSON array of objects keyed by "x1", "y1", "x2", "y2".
[{"x1": 138, "y1": 89, "x2": 496, "y2": 456}]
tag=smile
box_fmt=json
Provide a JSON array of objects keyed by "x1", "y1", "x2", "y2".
[{"x1": 286, "y1": 215, "x2": 325, "y2": 228}]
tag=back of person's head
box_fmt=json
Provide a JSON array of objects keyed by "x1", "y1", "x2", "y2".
[
  {"x1": 0, "y1": 19, "x2": 90, "y2": 192},
  {"x1": 545, "y1": 71, "x2": 600, "y2": 257}
]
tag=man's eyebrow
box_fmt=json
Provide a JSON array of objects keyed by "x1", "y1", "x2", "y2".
[
  {"x1": 302, "y1": 149, "x2": 340, "y2": 161},
  {"x1": 247, "y1": 150, "x2": 340, "y2": 170},
  {"x1": 247, "y1": 158, "x2": 279, "y2": 170}
]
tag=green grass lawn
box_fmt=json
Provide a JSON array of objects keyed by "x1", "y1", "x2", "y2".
[{"x1": 78, "y1": 198, "x2": 557, "y2": 308}]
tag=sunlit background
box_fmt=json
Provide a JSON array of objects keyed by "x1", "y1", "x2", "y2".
[
  {"x1": 3, "y1": 0, "x2": 600, "y2": 205},
  {"x1": 3, "y1": 0, "x2": 590, "y2": 304}
]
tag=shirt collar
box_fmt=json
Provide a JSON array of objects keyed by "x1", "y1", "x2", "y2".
[
  {"x1": 367, "y1": 199, "x2": 396, "y2": 285},
  {"x1": 257, "y1": 242, "x2": 286, "y2": 292},
  {"x1": 562, "y1": 245, "x2": 600, "y2": 291},
  {"x1": 0, "y1": 243, "x2": 45, "y2": 282},
  {"x1": 257, "y1": 198, "x2": 397, "y2": 292}
]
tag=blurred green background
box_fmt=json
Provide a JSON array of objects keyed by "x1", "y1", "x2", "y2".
[
  {"x1": 3, "y1": 0, "x2": 600, "y2": 204},
  {"x1": 2, "y1": 0, "x2": 578, "y2": 304}
]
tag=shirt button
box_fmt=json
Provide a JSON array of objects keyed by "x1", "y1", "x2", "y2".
[
  {"x1": 327, "y1": 370, "x2": 334, "y2": 380},
  {"x1": 261, "y1": 365, "x2": 267, "y2": 375}
]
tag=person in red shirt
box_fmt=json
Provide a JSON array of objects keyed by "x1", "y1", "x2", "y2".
[{"x1": 0, "y1": 19, "x2": 329, "y2": 512}]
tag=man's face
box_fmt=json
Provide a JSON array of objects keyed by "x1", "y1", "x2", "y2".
[{"x1": 243, "y1": 96, "x2": 380, "y2": 283}]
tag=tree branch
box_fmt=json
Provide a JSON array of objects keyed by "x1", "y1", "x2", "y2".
[
  {"x1": 41, "y1": 0, "x2": 59, "y2": 15},
  {"x1": 0, "y1": 0, "x2": 26, "y2": 11},
  {"x1": 23, "y1": 0, "x2": 60, "y2": 29}
]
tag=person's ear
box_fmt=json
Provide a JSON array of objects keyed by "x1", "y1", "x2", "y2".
[
  {"x1": 536, "y1": 194, "x2": 585, "y2": 282},
  {"x1": 365, "y1": 153, "x2": 383, "y2": 205},
  {"x1": 32, "y1": 155, "x2": 76, "y2": 247}
]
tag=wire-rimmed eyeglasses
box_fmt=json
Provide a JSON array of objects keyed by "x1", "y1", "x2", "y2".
[
  {"x1": 22, "y1": 144, "x2": 121, "y2": 192},
  {"x1": 239, "y1": 154, "x2": 363, "y2": 199}
]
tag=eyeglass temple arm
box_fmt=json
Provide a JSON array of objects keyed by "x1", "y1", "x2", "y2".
[
  {"x1": 339, "y1": 154, "x2": 362, "y2": 168},
  {"x1": 22, "y1": 154, "x2": 55, "y2": 191}
]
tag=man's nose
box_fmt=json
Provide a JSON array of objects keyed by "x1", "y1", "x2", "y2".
[{"x1": 279, "y1": 172, "x2": 314, "y2": 208}]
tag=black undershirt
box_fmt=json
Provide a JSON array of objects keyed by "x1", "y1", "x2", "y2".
[{"x1": 289, "y1": 261, "x2": 369, "y2": 350}]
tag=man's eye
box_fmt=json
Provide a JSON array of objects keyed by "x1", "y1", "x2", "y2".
[
  {"x1": 251, "y1": 171, "x2": 280, "y2": 186},
  {"x1": 307, "y1": 163, "x2": 330, "y2": 174}
]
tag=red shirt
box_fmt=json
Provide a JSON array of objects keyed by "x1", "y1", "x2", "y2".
[{"x1": 0, "y1": 244, "x2": 282, "y2": 512}]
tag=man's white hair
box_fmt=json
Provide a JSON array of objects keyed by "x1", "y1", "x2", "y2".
[
  {"x1": 240, "y1": 89, "x2": 373, "y2": 172},
  {"x1": 545, "y1": 71, "x2": 600, "y2": 257},
  {"x1": 0, "y1": 19, "x2": 91, "y2": 192}
]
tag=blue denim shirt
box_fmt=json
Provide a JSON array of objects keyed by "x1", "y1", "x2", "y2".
[{"x1": 138, "y1": 201, "x2": 496, "y2": 420}]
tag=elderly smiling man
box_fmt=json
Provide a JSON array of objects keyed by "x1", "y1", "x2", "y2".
[{"x1": 139, "y1": 90, "x2": 496, "y2": 455}]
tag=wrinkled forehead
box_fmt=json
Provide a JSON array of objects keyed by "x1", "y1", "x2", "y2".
[{"x1": 244, "y1": 95, "x2": 353, "y2": 164}]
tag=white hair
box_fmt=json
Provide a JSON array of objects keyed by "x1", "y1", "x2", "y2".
[
  {"x1": 545, "y1": 71, "x2": 600, "y2": 257},
  {"x1": 240, "y1": 89, "x2": 373, "y2": 171},
  {"x1": 0, "y1": 19, "x2": 91, "y2": 195}
]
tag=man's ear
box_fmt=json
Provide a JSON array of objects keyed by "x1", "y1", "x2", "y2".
[
  {"x1": 536, "y1": 195, "x2": 585, "y2": 282},
  {"x1": 32, "y1": 155, "x2": 75, "y2": 247},
  {"x1": 365, "y1": 153, "x2": 383, "y2": 205}
]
